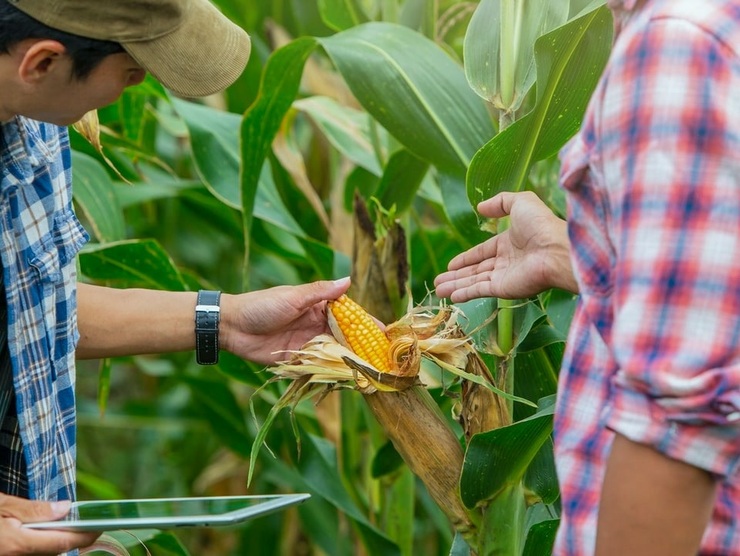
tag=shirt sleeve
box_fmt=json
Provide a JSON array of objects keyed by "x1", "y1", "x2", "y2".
[{"x1": 602, "y1": 16, "x2": 740, "y2": 477}]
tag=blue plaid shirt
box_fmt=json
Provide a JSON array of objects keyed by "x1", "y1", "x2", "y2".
[{"x1": 0, "y1": 116, "x2": 89, "y2": 502}]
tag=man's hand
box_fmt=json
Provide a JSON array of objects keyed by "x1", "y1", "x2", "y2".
[
  {"x1": 220, "y1": 277, "x2": 351, "y2": 365},
  {"x1": 0, "y1": 495, "x2": 99, "y2": 555},
  {"x1": 77, "y1": 278, "x2": 351, "y2": 363},
  {"x1": 434, "y1": 191, "x2": 578, "y2": 301}
]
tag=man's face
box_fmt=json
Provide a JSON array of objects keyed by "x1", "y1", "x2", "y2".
[{"x1": 25, "y1": 51, "x2": 147, "y2": 126}]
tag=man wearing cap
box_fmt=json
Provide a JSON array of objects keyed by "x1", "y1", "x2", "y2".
[{"x1": 0, "y1": 0, "x2": 350, "y2": 553}]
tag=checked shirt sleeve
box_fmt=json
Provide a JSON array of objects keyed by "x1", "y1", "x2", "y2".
[{"x1": 602, "y1": 17, "x2": 740, "y2": 477}]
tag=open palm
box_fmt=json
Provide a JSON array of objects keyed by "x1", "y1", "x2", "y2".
[{"x1": 434, "y1": 191, "x2": 577, "y2": 302}]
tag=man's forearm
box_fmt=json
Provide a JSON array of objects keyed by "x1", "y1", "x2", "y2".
[
  {"x1": 596, "y1": 433, "x2": 717, "y2": 556},
  {"x1": 76, "y1": 283, "x2": 198, "y2": 359}
]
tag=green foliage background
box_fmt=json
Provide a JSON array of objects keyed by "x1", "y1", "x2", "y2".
[{"x1": 72, "y1": 1, "x2": 612, "y2": 554}]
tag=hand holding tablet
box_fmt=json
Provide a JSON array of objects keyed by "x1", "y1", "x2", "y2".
[{"x1": 22, "y1": 494, "x2": 310, "y2": 532}]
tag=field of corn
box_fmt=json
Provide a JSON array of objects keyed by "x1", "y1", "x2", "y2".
[{"x1": 74, "y1": 1, "x2": 613, "y2": 555}]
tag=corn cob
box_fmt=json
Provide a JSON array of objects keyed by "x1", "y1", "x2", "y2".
[{"x1": 328, "y1": 295, "x2": 392, "y2": 372}]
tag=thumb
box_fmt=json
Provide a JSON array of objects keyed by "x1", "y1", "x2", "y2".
[
  {"x1": 294, "y1": 277, "x2": 351, "y2": 307},
  {"x1": 477, "y1": 191, "x2": 519, "y2": 219},
  {"x1": 0, "y1": 495, "x2": 70, "y2": 523}
]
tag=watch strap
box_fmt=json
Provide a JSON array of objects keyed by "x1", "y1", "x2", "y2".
[{"x1": 195, "y1": 290, "x2": 221, "y2": 365}]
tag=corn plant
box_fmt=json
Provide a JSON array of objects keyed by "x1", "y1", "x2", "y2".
[{"x1": 71, "y1": 1, "x2": 612, "y2": 554}]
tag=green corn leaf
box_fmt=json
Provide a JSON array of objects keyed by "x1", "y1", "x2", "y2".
[
  {"x1": 464, "y1": 0, "x2": 568, "y2": 113},
  {"x1": 460, "y1": 402, "x2": 554, "y2": 507},
  {"x1": 174, "y1": 95, "x2": 337, "y2": 279},
  {"x1": 172, "y1": 98, "x2": 241, "y2": 208},
  {"x1": 301, "y1": 434, "x2": 403, "y2": 556},
  {"x1": 513, "y1": 349, "x2": 559, "y2": 421},
  {"x1": 96, "y1": 358, "x2": 112, "y2": 418},
  {"x1": 72, "y1": 152, "x2": 125, "y2": 243},
  {"x1": 241, "y1": 36, "x2": 319, "y2": 282},
  {"x1": 467, "y1": 5, "x2": 612, "y2": 204},
  {"x1": 371, "y1": 440, "x2": 404, "y2": 478},
  {"x1": 137, "y1": 532, "x2": 191, "y2": 556},
  {"x1": 182, "y1": 376, "x2": 251, "y2": 459},
  {"x1": 439, "y1": 170, "x2": 489, "y2": 248},
  {"x1": 173, "y1": 99, "x2": 306, "y2": 236},
  {"x1": 449, "y1": 533, "x2": 472, "y2": 556},
  {"x1": 570, "y1": 0, "x2": 606, "y2": 17},
  {"x1": 318, "y1": 0, "x2": 370, "y2": 31},
  {"x1": 79, "y1": 239, "x2": 188, "y2": 291},
  {"x1": 523, "y1": 438, "x2": 559, "y2": 504},
  {"x1": 319, "y1": 22, "x2": 494, "y2": 175},
  {"x1": 523, "y1": 518, "x2": 559, "y2": 556},
  {"x1": 375, "y1": 149, "x2": 428, "y2": 214},
  {"x1": 294, "y1": 96, "x2": 386, "y2": 176},
  {"x1": 111, "y1": 179, "x2": 201, "y2": 208}
]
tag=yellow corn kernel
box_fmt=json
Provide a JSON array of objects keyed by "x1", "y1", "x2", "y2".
[{"x1": 329, "y1": 295, "x2": 391, "y2": 372}]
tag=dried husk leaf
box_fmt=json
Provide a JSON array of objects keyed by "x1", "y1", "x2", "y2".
[
  {"x1": 342, "y1": 356, "x2": 419, "y2": 392},
  {"x1": 271, "y1": 335, "x2": 376, "y2": 392},
  {"x1": 351, "y1": 193, "x2": 397, "y2": 324},
  {"x1": 72, "y1": 110, "x2": 103, "y2": 151},
  {"x1": 460, "y1": 351, "x2": 511, "y2": 440},
  {"x1": 377, "y1": 211, "x2": 408, "y2": 318}
]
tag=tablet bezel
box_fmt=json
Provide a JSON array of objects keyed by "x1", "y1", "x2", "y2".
[{"x1": 22, "y1": 493, "x2": 311, "y2": 531}]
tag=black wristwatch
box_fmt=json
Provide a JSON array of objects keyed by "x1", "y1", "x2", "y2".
[{"x1": 195, "y1": 290, "x2": 221, "y2": 365}]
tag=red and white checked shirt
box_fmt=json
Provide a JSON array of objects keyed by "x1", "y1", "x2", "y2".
[{"x1": 556, "y1": 0, "x2": 740, "y2": 554}]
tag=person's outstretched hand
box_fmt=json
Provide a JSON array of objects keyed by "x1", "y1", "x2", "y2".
[
  {"x1": 220, "y1": 277, "x2": 351, "y2": 365},
  {"x1": 434, "y1": 191, "x2": 578, "y2": 302},
  {"x1": 0, "y1": 495, "x2": 99, "y2": 556}
]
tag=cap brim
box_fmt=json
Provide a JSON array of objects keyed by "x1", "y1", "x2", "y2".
[{"x1": 123, "y1": 0, "x2": 250, "y2": 97}]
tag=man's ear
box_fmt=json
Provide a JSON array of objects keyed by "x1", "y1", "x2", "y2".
[{"x1": 17, "y1": 40, "x2": 68, "y2": 83}]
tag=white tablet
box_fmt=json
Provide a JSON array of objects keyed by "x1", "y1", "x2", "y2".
[{"x1": 22, "y1": 494, "x2": 310, "y2": 532}]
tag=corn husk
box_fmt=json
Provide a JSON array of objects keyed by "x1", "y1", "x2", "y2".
[
  {"x1": 351, "y1": 192, "x2": 407, "y2": 323},
  {"x1": 272, "y1": 301, "x2": 477, "y2": 393},
  {"x1": 459, "y1": 350, "x2": 511, "y2": 441},
  {"x1": 364, "y1": 385, "x2": 477, "y2": 538},
  {"x1": 261, "y1": 299, "x2": 512, "y2": 541}
]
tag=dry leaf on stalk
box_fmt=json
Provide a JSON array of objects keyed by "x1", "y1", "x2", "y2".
[{"x1": 72, "y1": 110, "x2": 130, "y2": 183}]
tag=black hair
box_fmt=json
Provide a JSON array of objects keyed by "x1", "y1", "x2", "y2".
[{"x1": 0, "y1": 0, "x2": 124, "y2": 80}]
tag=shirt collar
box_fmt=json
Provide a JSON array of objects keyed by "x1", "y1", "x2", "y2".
[
  {"x1": 607, "y1": 0, "x2": 640, "y2": 10},
  {"x1": 607, "y1": 0, "x2": 645, "y2": 37},
  {"x1": 0, "y1": 117, "x2": 57, "y2": 191},
  {"x1": 1, "y1": 117, "x2": 53, "y2": 168}
]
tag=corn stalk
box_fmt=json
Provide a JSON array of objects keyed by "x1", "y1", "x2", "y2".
[
  {"x1": 350, "y1": 193, "x2": 478, "y2": 542},
  {"x1": 255, "y1": 195, "x2": 526, "y2": 554}
]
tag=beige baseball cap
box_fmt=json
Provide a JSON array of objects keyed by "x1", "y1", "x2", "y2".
[{"x1": 8, "y1": 0, "x2": 251, "y2": 97}]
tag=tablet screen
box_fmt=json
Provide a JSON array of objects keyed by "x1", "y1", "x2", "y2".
[{"x1": 23, "y1": 494, "x2": 310, "y2": 531}]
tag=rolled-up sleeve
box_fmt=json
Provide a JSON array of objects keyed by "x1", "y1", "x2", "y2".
[{"x1": 602, "y1": 17, "x2": 740, "y2": 477}]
